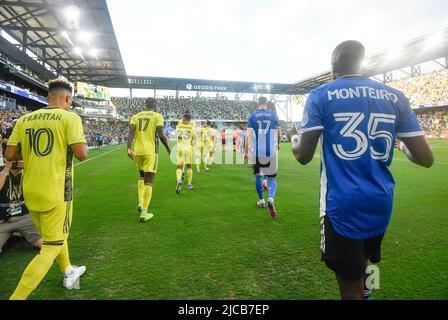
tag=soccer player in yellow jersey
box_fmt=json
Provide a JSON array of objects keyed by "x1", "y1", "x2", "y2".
[
  {"x1": 6, "y1": 78, "x2": 88, "y2": 300},
  {"x1": 193, "y1": 122, "x2": 204, "y2": 174},
  {"x1": 175, "y1": 113, "x2": 195, "y2": 194},
  {"x1": 202, "y1": 121, "x2": 216, "y2": 172},
  {"x1": 127, "y1": 98, "x2": 171, "y2": 223}
]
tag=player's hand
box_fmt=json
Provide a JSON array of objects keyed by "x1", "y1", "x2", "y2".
[
  {"x1": 395, "y1": 139, "x2": 405, "y2": 151},
  {"x1": 127, "y1": 148, "x2": 136, "y2": 160},
  {"x1": 244, "y1": 153, "x2": 249, "y2": 164},
  {"x1": 4, "y1": 160, "x2": 12, "y2": 170},
  {"x1": 287, "y1": 126, "x2": 299, "y2": 141},
  {"x1": 167, "y1": 148, "x2": 172, "y2": 155}
]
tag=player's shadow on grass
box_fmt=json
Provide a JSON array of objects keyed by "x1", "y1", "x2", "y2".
[{"x1": 0, "y1": 235, "x2": 39, "y2": 257}]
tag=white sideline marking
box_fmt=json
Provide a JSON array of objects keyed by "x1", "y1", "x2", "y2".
[{"x1": 75, "y1": 146, "x2": 125, "y2": 167}]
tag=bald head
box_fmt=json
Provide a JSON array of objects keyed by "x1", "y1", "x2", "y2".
[{"x1": 331, "y1": 40, "x2": 365, "y2": 80}]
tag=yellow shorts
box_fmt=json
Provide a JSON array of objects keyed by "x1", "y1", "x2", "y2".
[
  {"x1": 177, "y1": 145, "x2": 192, "y2": 165},
  {"x1": 204, "y1": 144, "x2": 214, "y2": 154},
  {"x1": 30, "y1": 201, "x2": 72, "y2": 244},
  {"x1": 136, "y1": 154, "x2": 158, "y2": 173}
]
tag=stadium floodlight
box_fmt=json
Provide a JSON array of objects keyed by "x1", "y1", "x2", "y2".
[
  {"x1": 361, "y1": 58, "x2": 369, "y2": 69},
  {"x1": 89, "y1": 48, "x2": 99, "y2": 59},
  {"x1": 74, "y1": 47, "x2": 85, "y2": 60},
  {"x1": 425, "y1": 32, "x2": 444, "y2": 50},
  {"x1": 61, "y1": 31, "x2": 74, "y2": 46},
  {"x1": 78, "y1": 31, "x2": 93, "y2": 43},
  {"x1": 65, "y1": 5, "x2": 80, "y2": 21}
]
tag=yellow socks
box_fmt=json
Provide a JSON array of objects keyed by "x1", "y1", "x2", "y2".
[
  {"x1": 10, "y1": 244, "x2": 63, "y2": 300},
  {"x1": 187, "y1": 169, "x2": 193, "y2": 184},
  {"x1": 176, "y1": 169, "x2": 182, "y2": 182},
  {"x1": 138, "y1": 179, "x2": 144, "y2": 205},
  {"x1": 142, "y1": 184, "x2": 153, "y2": 213}
]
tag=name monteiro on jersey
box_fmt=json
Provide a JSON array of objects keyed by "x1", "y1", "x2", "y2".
[{"x1": 327, "y1": 86, "x2": 399, "y2": 103}]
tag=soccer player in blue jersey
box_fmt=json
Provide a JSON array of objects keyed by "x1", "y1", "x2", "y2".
[
  {"x1": 288, "y1": 40, "x2": 434, "y2": 300},
  {"x1": 245, "y1": 97, "x2": 281, "y2": 218}
]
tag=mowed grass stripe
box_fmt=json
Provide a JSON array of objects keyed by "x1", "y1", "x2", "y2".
[{"x1": 0, "y1": 142, "x2": 446, "y2": 300}]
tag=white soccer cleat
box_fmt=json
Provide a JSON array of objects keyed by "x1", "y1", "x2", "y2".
[{"x1": 63, "y1": 265, "x2": 86, "y2": 289}]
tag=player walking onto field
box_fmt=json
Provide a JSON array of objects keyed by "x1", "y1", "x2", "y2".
[
  {"x1": 289, "y1": 40, "x2": 434, "y2": 300},
  {"x1": 127, "y1": 98, "x2": 171, "y2": 223},
  {"x1": 6, "y1": 79, "x2": 89, "y2": 299},
  {"x1": 245, "y1": 97, "x2": 280, "y2": 218},
  {"x1": 202, "y1": 121, "x2": 216, "y2": 172},
  {"x1": 194, "y1": 122, "x2": 204, "y2": 174},
  {"x1": 175, "y1": 113, "x2": 195, "y2": 193}
]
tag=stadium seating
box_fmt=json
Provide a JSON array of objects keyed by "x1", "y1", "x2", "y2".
[
  {"x1": 389, "y1": 69, "x2": 448, "y2": 108},
  {"x1": 110, "y1": 97, "x2": 276, "y2": 121},
  {"x1": 417, "y1": 109, "x2": 448, "y2": 139}
]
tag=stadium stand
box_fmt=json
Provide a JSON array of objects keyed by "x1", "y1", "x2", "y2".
[
  {"x1": 111, "y1": 97, "x2": 276, "y2": 121},
  {"x1": 83, "y1": 120, "x2": 128, "y2": 146},
  {"x1": 416, "y1": 108, "x2": 448, "y2": 139},
  {"x1": 389, "y1": 69, "x2": 448, "y2": 108}
]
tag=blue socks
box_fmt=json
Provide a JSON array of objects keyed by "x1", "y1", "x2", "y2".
[
  {"x1": 268, "y1": 177, "x2": 277, "y2": 201},
  {"x1": 255, "y1": 176, "x2": 264, "y2": 200}
]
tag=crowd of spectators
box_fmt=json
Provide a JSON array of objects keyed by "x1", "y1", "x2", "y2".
[
  {"x1": 0, "y1": 105, "x2": 28, "y2": 133},
  {"x1": 111, "y1": 97, "x2": 276, "y2": 121},
  {"x1": 83, "y1": 120, "x2": 128, "y2": 146},
  {"x1": 389, "y1": 69, "x2": 448, "y2": 108},
  {"x1": 0, "y1": 95, "x2": 17, "y2": 110},
  {"x1": 416, "y1": 109, "x2": 448, "y2": 139}
]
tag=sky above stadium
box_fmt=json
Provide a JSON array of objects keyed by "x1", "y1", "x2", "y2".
[{"x1": 107, "y1": 0, "x2": 448, "y2": 85}]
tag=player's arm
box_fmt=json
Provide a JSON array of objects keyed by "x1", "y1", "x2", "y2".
[
  {"x1": 5, "y1": 145, "x2": 22, "y2": 162},
  {"x1": 71, "y1": 143, "x2": 88, "y2": 161},
  {"x1": 395, "y1": 93, "x2": 434, "y2": 168},
  {"x1": 277, "y1": 128, "x2": 281, "y2": 150},
  {"x1": 127, "y1": 124, "x2": 136, "y2": 160},
  {"x1": 288, "y1": 127, "x2": 322, "y2": 165},
  {"x1": 5, "y1": 122, "x2": 22, "y2": 162},
  {"x1": 0, "y1": 161, "x2": 12, "y2": 189},
  {"x1": 156, "y1": 126, "x2": 171, "y2": 155},
  {"x1": 396, "y1": 137, "x2": 434, "y2": 168},
  {"x1": 67, "y1": 116, "x2": 88, "y2": 161},
  {"x1": 289, "y1": 90, "x2": 324, "y2": 165}
]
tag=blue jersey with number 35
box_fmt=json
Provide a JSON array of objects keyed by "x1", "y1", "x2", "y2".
[{"x1": 301, "y1": 76, "x2": 424, "y2": 240}]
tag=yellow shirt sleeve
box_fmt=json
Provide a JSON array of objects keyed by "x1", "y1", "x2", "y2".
[
  {"x1": 130, "y1": 115, "x2": 137, "y2": 127},
  {"x1": 7, "y1": 120, "x2": 22, "y2": 146},
  {"x1": 67, "y1": 114, "x2": 86, "y2": 145},
  {"x1": 157, "y1": 114, "x2": 164, "y2": 127}
]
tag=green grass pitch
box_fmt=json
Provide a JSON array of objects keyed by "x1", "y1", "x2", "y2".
[{"x1": 0, "y1": 141, "x2": 447, "y2": 300}]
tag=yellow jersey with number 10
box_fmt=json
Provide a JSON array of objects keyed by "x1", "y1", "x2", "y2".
[
  {"x1": 130, "y1": 111, "x2": 164, "y2": 156},
  {"x1": 7, "y1": 108, "x2": 86, "y2": 212}
]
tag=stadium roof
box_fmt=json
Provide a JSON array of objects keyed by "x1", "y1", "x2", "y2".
[
  {"x1": 293, "y1": 27, "x2": 448, "y2": 94},
  {"x1": 116, "y1": 76, "x2": 295, "y2": 95},
  {"x1": 0, "y1": 0, "x2": 127, "y2": 85}
]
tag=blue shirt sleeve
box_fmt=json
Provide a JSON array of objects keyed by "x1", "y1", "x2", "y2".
[
  {"x1": 300, "y1": 90, "x2": 324, "y2": 133},
  {"x1": 272, "y1": 112, "x2": 280, "y2": 129},
  {"x1": 395, "y1": 93, "x2": 424, "y2": 138},
  {"x1": 247, "y1": 114, "x2": 254, "y2": 129}
]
